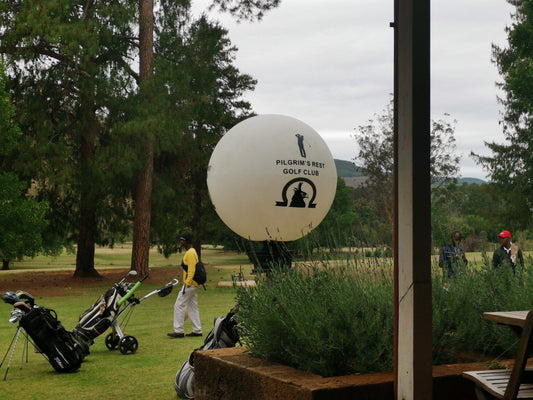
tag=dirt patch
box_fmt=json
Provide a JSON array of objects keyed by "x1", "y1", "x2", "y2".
[{"x1": 0, "y1": 267, "x2": 180, "y2": 298}]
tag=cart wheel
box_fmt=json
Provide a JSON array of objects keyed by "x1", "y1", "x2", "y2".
[
  {"x1": 105, "y1": 333, "x2": 119, "y2": 350},
  {"x1": 119, "y1": 335, "x2": 138, "y2": 355}
]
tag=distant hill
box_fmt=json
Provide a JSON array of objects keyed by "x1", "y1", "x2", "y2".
[
  {"x1": 334, "y1": 159, "x2": 364, "y2": 177},
  {"x1": 334, "y1": 158, "x2": 486, "y2": 187},
  {"x1": 457, "y1": 177, "x2": 485, "y2": 185}
]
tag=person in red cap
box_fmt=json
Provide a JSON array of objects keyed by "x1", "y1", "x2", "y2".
[{"x1": 492, "y1": 230, "x2": 524, "y2": 272}]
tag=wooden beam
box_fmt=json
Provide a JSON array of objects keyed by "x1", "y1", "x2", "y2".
[{"x1": 393, "y1": 0, "x2": 432, "y2": 399}]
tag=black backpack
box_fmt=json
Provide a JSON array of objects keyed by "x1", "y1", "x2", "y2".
[
  {"x1": 19, "y1": 306, "x2": 85, "y2": 372},
  {"x1": 193, "y1": 261, "x2": 207, "y2": 285},
  {"x1": 181, "y1": 261, "x2": 207, "y2": 285}
]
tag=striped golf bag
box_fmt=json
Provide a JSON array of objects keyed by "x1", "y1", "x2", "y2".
[
  {"x1": 72, "y1": 284, "x2": 127, "y2": 353},
  {"x1": 19, "y1": 306, "x2": 86, "y2": 373},
  {"x1": 175, "y1": 311, "x2": 240, "y2": 399}
]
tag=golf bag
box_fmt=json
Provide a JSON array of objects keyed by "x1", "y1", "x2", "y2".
[
  {"x1": 18, "y1": 306, "x2": 86, "y2": 373},
  {"x1": 175, "y1": 310, "x2": 240, "y2": 399},
  {"x1": 72, "y1": 284, "x2": 128, "y2": 352},
  {"x1": 73, "y1": 273, "x2": 178, "y2": 355}
]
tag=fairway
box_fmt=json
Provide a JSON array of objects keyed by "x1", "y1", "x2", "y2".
[
  {"x1": 1, "y1": 245, "x2": 529, "y2": 398},
  {"x1": 0, "y1": 247, "x2": 252, "y2": 399}
]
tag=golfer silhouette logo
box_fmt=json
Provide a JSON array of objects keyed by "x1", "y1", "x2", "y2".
[
  {"x1": 276, "y1": 178, "x2": 317, "y2": 208},
  {"x1": 295, "y1": 133, "x2": 306, "y2": 158}
]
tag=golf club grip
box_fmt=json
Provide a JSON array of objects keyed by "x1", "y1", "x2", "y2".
[{"x1": 117, "y1": 281, "x2": 142, "y2": 306}]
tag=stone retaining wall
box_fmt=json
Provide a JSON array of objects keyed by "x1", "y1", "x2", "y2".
[{"x1": 194, "y1": 347, "x2": 503, "y2": 400}]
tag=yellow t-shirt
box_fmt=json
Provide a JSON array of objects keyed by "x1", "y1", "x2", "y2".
[{"x1": 182, "y1": 247, "x2": 199, "y2": 287}]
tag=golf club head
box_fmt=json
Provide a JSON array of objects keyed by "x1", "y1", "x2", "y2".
[
  {"x1": 9, "y1": 309, "x2": 24, "y2": 324},
  {"x1": 1, "y1": 291, "x2": 21, "y2": 305},
  {"x1": 118, "y1": 269, "x2": 138, "y2": 284},
  {"x1": 15, "y1": 290, "x2": 35, "y2": 307}
]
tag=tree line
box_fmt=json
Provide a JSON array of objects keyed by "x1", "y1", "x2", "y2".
[
  {"x1": 1, "y1": 0, "x2": 532, "y2": 273},
  {"x1": 298, "y1": 0, "x2": 533, "y2": 254},
  {"x1": 0, "y1": 0, "x2": 280, "y2": 275}
]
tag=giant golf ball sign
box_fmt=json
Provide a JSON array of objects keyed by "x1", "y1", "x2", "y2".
[{"x1": 207, "y1": 114, "x2": 337, "y2": 241}]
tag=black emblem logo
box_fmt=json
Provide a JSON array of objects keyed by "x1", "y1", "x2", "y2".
[{"x1": 276, "y1": 178, "x2": 317, "y2": 208}]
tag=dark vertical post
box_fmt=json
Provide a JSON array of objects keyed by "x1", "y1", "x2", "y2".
[
  {"x1": 393, "y1": 0, "x2": 432, "y2": 399},
  {"x1": 392, "y1": 1, "x2": 399, "y2": 395}
]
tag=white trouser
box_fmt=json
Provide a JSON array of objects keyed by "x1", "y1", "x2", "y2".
[{"x1": 173, "y1": 285, "x2": 202, "y2": 334}]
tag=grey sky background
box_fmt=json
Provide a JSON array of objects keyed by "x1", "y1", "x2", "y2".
[{"x1": 193, "y1": 0, "x2": 516, "y2": 180}]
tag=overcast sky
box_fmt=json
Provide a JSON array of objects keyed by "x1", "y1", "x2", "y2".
[{"x1": 193, "y1": 0, "x2": 516, "y2": 180}]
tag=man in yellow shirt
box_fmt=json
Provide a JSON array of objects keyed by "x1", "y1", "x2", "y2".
[{"x1": 168, "y1": 233, "x2": 203, "y2": 338}]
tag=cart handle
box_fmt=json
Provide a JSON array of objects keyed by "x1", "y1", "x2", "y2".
[
  {"x1": 117, "y1": 274, "x2": 149, "y2": 306},
  {"x1": 137, "y1": 278, "x2": 180, "y2": 302}
]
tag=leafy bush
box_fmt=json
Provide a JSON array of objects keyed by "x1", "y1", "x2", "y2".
[
  {"x1": 236, "y1": 256, "x2": 533, "y2": 377},
  {"x1": 432, "y1": 255, "x2": 533, "y2": 363},
  {"x1": 235, "y1": 263, "x2": 394, "y2": 377}
]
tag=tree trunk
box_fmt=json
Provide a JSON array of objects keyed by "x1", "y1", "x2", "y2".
[
  {"x1": 74, "y1": 119, "x2": 100, "y2": 278},
  {"x1": 73, "y1": 2, "x2": 100, "y2": 278},
  {"x1": 131, "y1": 142, "x2": 154, "y2": 277},
  {"x1": 191, "y1": 180, "x2": 202, "y2": 259},
  {"x1": 131, "y1": 0, "x2": 154, "y2": 277},
  {"x1": 2, "y1": 260, "x2": 9, "y2": 270},
  {"x1": 74, "y1": 202, "x2": 99, "y2": 277}
]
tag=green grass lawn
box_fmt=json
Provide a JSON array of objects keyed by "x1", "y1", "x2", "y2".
[
  {"x1": 4, "y1": 244, "x2": 250, "y2": 272},
  {"x1": 1, "y1": 245, "x2": 526, "y2": 398},
  {"x1": 0, "y1": 247, "x2": 252, "y2": 399}
]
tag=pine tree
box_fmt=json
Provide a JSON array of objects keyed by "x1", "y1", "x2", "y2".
[
  {"x1": 473, "y1": 0, "x2": 533, "y2": 228},
  {"x1": 148, "y1": 10, "x2": 256, "y2": 258},
  {"x1": 0, "y1": 1, "x2": 138, "y2": 276},
  {"x1": 0, "y1": 63, "x2": 48, "y2": 270}
]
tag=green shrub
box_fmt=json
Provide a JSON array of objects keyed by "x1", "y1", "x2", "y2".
[
  {"x1": 432, "y1": 256, "x2": 533, "y2": 363},
  {"x1": 235, "y1": 263, "x2": 394, "y2": 377},
  {"x1": 236, "y1": 256, "x2": 533, "y2": 377}
]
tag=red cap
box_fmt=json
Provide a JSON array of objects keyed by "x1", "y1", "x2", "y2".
[{"x1": 497, "y1": 230, "x2": 511, "y2": 238}]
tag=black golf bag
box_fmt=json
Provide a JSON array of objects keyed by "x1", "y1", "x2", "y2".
[
  {"x1": 175, "y1": 310, "x2": 240, "y2": 399},
  {"x1": 72, "y1": 284, "x2": 128, "y2": 352},
  {"x1": 18, "y1": 306, "x2": 86, "y2": 373}
]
